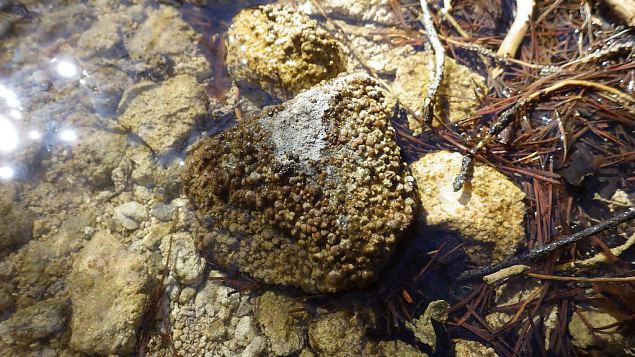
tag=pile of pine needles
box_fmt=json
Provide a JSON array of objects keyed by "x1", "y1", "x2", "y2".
[{"x1": 384, "y1": 0, "x2": 635, "y2": 356}]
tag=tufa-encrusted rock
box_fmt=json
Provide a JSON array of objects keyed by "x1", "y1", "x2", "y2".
[
  {"x1": 226, "y1": 4, "x2": 346, "y2": 99},
  {"x1": 569, "y1": 302, "x2": 635, "y2": 356},
  {"x1": 183, "y1": 73, "x2": 415, "y2": 293},
  {"x1": 411, "y1": 151, "x2": 525, "y2": 264},
  {"x1": 308, "y1": 310, "x2": 367, "y2": 356}
]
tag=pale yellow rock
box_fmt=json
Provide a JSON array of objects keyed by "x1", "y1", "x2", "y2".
[
  {"x1": 411, "y1": 151, "x2": 525, "y2": 264},
  {"x1": 366, "y1": 340, "x2": 429, "y2": 356},
  {"x1": 569, "y1": 303, "x2": 635, "y2": 356},
  {"x1": 453, "y1": 339, "x2": 499, "y2": 357},
  {"x1": 406, "y1": 300, "x2": 450, "y2": 351},
  {"x1": 127, "y1": 6, "x2": 197, "y2": 61},
  {"x1": 118, "y1": 74, "x2": 208, "y2": 155},
  {"x1": 255, "y1": 291, "x2": 310, "y2": 356},
  {"x1": 69, "y1": 231, "x2": 152, "y2": 355},
  {"x1": 393, "y1": 53, "x2": 486, "y2": 134},
  {"x1": 485, "y1": 280, "x2": 541, "y2": 330}
]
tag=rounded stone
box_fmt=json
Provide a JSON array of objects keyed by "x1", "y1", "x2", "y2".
[
  {"x1": 226, "y1": 4, "x2": 346, "y2": 98},
  {"x1": 182, "y1": 73, "x2": 415, "y2": 293},
  {"x1": 411, "y1": 150, "x2": 526, "y2": 264}
]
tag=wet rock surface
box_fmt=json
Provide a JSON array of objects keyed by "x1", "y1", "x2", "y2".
[
  {"x1": 453, "y1": 339, "x2": 499, "y2": 357},
  {"x1": 411, "y1": 150, "x2": 526, "y2": 264},
  {"x1": 2, "y1": 1, "x2": 629, "y2": 356},
  {"x1": 0, "y1": 298, "x2": 69, "y2": 346},
  {"x1": 308, "y1": 310, "x2": 367, "y2": 356},
  {"x1": 0, "y1": 194, "x2": 33, "y2": 258},
  {"x1": 68, "y1": 232, "x2": 152, "y2": 355},
  {"x1": 114, "y1": 201, "x2": 148, "y2": 230},
  {"x1": 255, "y1": 291, "x2": 310, "y2": 355},
  {"x1": 117, "y1": 74, "x2": 209, "y2": 156},
  {"x1": 569, "y1": 302, "x2": 635, "y2": 356},
  {"x1": 183, "y1": 73, "x2": 415, "y2": 293},
  {"x1": 226, "y1": 4, "x2": 346, "y2": 98}
]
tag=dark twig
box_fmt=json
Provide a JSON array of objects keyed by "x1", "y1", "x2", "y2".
[
  {"x1": 457, "y1": 209, "x2": 635, "y2": 281},
  {"x1": 419, "y1": 0, "x2": 445, "y2": 127}
]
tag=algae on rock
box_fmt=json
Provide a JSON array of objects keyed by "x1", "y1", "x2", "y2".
[
  {"x1": 226, "y1": 4, "x2": 346, "y2": 99},
  {"x1": 308, "y1": 310, "x2": 367, "y2": 356},
  {"x1": 183, "y1": 73, "x2": 415, "y2": 293},
  {"x1": 453, "y1": 339, "x2": 499, "y2": 357},
  {"x1": 569, "y1": 302, "x2": 635, "y2": 356}
]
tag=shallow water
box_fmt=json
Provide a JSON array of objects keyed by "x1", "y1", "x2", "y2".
[{"x1": 1, "y1": 1, "x2": 633, "y2": 357}]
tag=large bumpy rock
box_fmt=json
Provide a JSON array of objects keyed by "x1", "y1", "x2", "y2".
[
  {"x1": 411, "y1": 151, "x2": 525, "y2": 264},
  {"x1": 226, "y1": 4, "x2": 346, "y2": 98},
  {"x1": 69, "y1": 232, "x2": 152, "y2": 355},
  {"x1": 183, "y1": 73, "x2": 415, "y2": 293}
]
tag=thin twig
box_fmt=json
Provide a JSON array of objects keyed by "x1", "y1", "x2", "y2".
[
  {"x1": 526, "y1": 272, "x2": 635, "y2": 283},
  {"x1": 419, "y1": 0, "x2": 445, "y2": 127},
  {"x1": 457, "y1": 209, "x2": 635, "y2": 281}
]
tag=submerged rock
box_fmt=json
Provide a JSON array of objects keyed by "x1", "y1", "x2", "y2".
[
  {"x1": 126, "y1": 6, "x2": 210, "y2": 80},
  {"x1": 406, "y1": 300, "x2": 450, "y2": 352},
  {"x1": 160, "y1": 233, "x2": 205, "y2": 286},
  {"x1": 255, "y1": 291, "x2": 310, "y2": 355},
  {"x1": 569, "y1": 302, "x2": 635, "y2": 356},
  {"x1": 453, "y1": 339, "x2": 499, "y2": 357},
  {"x1": 114, "y1": 201, "x2": 148, "y2": 230},
  {"x1": 0, "y1": 195, "x2": 33, "y2": 258},
  {"x1": 183, "y1": 73, "x2": 415, "y2": 293},
  {"x1": 366, "y1": 340, "x2": 429, "y2": 357},
  {"x1": 0, "y1": 298, "x2": 69, "y2": 346},
  {"x1": 393, "y1": 52, "x2": 486, "y2": 135},
  {"x1": 117, "y1": 74, "x2": 208, "y2": 155},
  {"x1": 308, "y1": 310, "x2": 367, "y2": 356},
  {"x1": 69, "y1": 232, "x2": 152, "y2": 355},
  {"x1": 76, "y1": 12, "x2": 126, "y2": 59},
  {"x1": 411, "y1": 151, "x2": 525, "y2": 264},
  {"x1": 226, "y1": 4, "x2": 346, "y2": 99}
]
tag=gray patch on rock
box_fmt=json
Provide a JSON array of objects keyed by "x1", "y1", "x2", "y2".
[
  {"x1": 260, "y1": 87, "x2": 333, "y2": 168},
  {"x1": 114, "y1": 201, "x2": 148, "y2": 230},
  {"x1": 150, "y1": 202, "x2": 176, "y2": 222}
]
